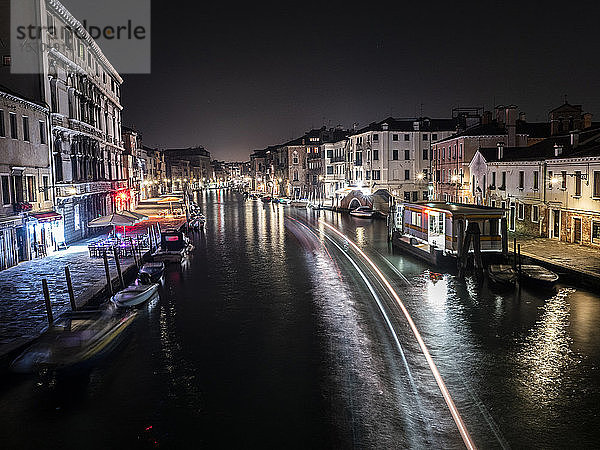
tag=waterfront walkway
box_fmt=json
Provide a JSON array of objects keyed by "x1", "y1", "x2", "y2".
[
  {"x1": 512, "y1": 233, "x2": 600, "y2": 283},
  {"x1": 0, "y1": 208, "x2": 185, "y2": 357}
]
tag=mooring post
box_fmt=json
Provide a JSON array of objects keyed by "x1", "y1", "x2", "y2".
[
  {"x1": 65, "y1": 266, "x2": 76, "y2": 311},
  {"x1": 42, "y1": 279, "x2": 53, "y2": 325},
  {"x1": 513, "y1": 237, "x2": 517, "y2": 268},
  {"x1": 103, "y1": 250, "x2": 113, "y2": 297},
  {"x1": 113, "y1": 247, "x2": 125, "y2": 289},
  {"x1": 517, "y1": 244, "x2": 522, "y2": 279}
]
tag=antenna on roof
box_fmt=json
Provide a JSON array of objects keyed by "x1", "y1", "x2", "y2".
[{"x1": 564, "y1": 94, "x2": 568, "y2": 104}]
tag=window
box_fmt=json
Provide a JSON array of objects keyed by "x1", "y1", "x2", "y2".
[
  {"x1": 404, "y1": 134, "x2": 410, "y2": 141},
  {"x1": 518, "y1": 203, "x2": 524, "y2": 220},
  {"x1": 9, "y1": 113, "x2": 17, "y2": 139},
  {"x1": 0, "y1": 110, "x2": 4, "y2": 137},
  {"x1": 533, "y1": 171, "x2": 539, "y2": 190},
  {"x1": 423, "y1": 134, "x2": 428, "y2": 141},
  {"x1": 326, "y1": 166, "x2": 333, "y2": 175},
  {"x1": 392, "y1": 134, "x2": 398, "y2": 141},
  {"x1": 64, "y1": 27, "x2": 72, "y2": 48},
  {"x1": 459, "y1": 143, "x2": 463, "y2": 159},
  {"x1": 1, "y1": 175, "x2": 9, "y2": 205},
  {"x1": 392, "y1": 150, "x2": 398, "y2": 160},
  {"x1": 35, "y1": 122, "x2": 45, "y2": 146},
  {"x1": 575, "y1": 171, "x2": 581, "y2": 196},
  {"x1": 423, "y1": 191, "x2": 428, "y2": 200},
  {"x1": 561, "y1": 171, "x2": 567, "y2": 189},
  {"x1": 519, "y1": 171, "x2": 524, "y2": 189},
  {"x1": 373, "y1": 150, "x2": 379, "y2": 160},
  {"x1": 594, "y1": 171, "x2": 600, "y2": 197},
  {"x1": 42, "y1": 176, "x2": 49, "y2": 201},
  {"x1": 404, "y1": 191, "x2": 411, "y2": 201},
  {"x1": 47, "y1": 13, "x2": 55, "y2": 35},
  {"x1": 532, "y1": 205, "x2": 539, "y2": 223},
  {"x1": 432, "y1": 134, "x2": 438, "y2": 141},
  {"x1": 501, "y1": 171, "x2": 506, "y2": 189},
  {"x1": 292, "y1": 152, "x2": 298, "y2": 164},
  {"x1": 491, "y1": 172, "x2": 496, "y2": 188},
  {"x1": 373, "y1": 134, "x2": 378, "y2": 142},
  {"x1": 78, "y1": 41, "x2": 85, "y2": 59},
  {"x1": 412, "y1": 191, "x2": 418, "y2": 202},
  {"x1": 404, "y1": 150, "x2": 410, "y2": 160},
  {"x1": 404, "y1": 170, "x2": 410, "y2": 180},
  {"x1": 490, "y1": 219, "x2": 499, "y2": 235},
  {"x1": 422, "y1": 149, "x2": 428, "y2": 160},
  {"x1": 326, "y1": 149, "x2": 333, "y2": 159},
  {"x1": 372, "y1": 170, "x2": 381, "y2": 180},
  {"x1": 293, "y1": 170, "x2": 298, "y2": 181},
  {"x1": 12, "y1": 175, "x2": 23, "y2": 203},
  {"x1": 491, "y1": 200, "x2": 496, "y2": 208},
  {"x1": 593, "y1": 221, "x2": 600, "y2": 244},
  {"x1": 22, "y1": 116, "x2": 29, "y2": 142},
  {"x1": 442, "y1": 148, "x2": 445, "y2": 160},
  {"x1": 501, "y1": 201, "x2": 506, "y2": 210},
  {"x1": 436, "y1": 170, "x2": 440, "y2": 181},
  {"x1": 26, "y1": 176, "x2": 36, "y2": 202}
]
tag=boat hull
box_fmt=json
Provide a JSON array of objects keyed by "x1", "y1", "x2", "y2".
[
  {"x1": 520, "y1": 264, "x2": 559, "y2": 289},
  {"x1": 488, "y1": 264, "x2": 518, "y2": 288},
  {"x1": 112, "y1": 283, "x2": 159, "y2": 308}
]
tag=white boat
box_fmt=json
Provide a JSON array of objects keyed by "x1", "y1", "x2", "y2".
[
  {"x1": 349, "y1": 206, "x2": 375, "y2": 218},
  {"x1": 277, "y1": 197, "x2": 292, "y2": 205},
  {"x1": 139, "y1": 262, "x2": 165, "y2": 283},
  {"x1": 290, "y1": 199, "x2": 309, "y2": 208},
  {"x1": 112, "y1": 282, "x2": 159, "y2": 308}
]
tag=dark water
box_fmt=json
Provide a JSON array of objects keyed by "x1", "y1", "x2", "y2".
[{"x1": 1, "y1": 189, "x2": 599, "y2": 449}]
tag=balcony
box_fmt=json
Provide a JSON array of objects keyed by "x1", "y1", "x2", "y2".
[{"x1": 330, "y1": 155, "x2": 345, "y2": 163}]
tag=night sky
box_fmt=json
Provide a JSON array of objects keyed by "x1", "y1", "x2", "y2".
[{"x1": 121, "y1": 1, "x2": 600, "y2": 161}]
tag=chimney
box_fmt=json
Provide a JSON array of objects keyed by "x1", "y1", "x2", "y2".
[
  {"x1": 570, "y1": 131, "x2": 579, "y2": 148},
  {"x1": 584, "y1": 112, "x2": 593, "y2": 129},
  {"x1": 495, "y1": 105, "x2": 506, "y2": 123},
  {"x1": 506, "y1": 105, "x2": 517, "y2": 147},
  {"x1": 554, "y1": 143, "x2": 563, "y2": 156},
  {"x1": 518, "y1": 112, "x2": 527, "y2": 122},
  {"x1": 413, "y1": 121, "x2": 420, "y2": 131},
  {"x1": 482, "y1": 110, "x2": 492, "y2": 125},
  {"x1": 382, "y1": 122, "x2": 389, "y2": 131},
  {"x1": 497, "y1": 142, "x2": 505, "y2": 160}
]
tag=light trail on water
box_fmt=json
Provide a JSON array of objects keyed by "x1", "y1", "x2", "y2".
[{"x1": 318, "y1": 219, "x2": 477, "y2": 450}]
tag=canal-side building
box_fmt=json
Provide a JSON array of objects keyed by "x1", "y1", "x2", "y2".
[
  {"x1": 1, "y1": 0, "x2": 127, "y2": 244},
  {"x1": 349, "y1": 117, "x2": 457, "y2": 202},
  {"x1": 470, "y1": 126, "x2": 600, "y2": 247},
  {"x1": 0, "y1": 88, "x2": 57, "y2": 270},
  {"x1": 322, "y1": 136, "x2": 349, "y2": 205},
  {"x1": 163, "y1": 147, "x2": 213, "y2": 192}
]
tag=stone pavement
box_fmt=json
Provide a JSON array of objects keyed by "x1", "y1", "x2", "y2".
[
  {"x1": 0, "y1": 209, "x2": 185, "y2": 356},
  {"x1": 511, "y1": 233, "x2": 600, "y2": 282}
]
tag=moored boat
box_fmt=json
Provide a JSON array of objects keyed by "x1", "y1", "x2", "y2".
[
  {"x1": 112, "y1": 282, "x2": 159, "y2": 308},
  {"x1": 11, "y1": 306, "x2": 136, "y2": 374},
  {"x1": 277, "y1": 197, "x2": 292, "y2": 205},
  {"x1": 152, "y1": 229, "x2": 193, "y2": 263},
  {"x1": 488, "y1": 264, "x2": 518, "y2": 288},
  {"x1": 261, "y1": 195, "x2": 272, "y2": 203},
  {"x1": 290, "y1": 199, "x2": 309, "y2": 208},
  {"x1": 349, "y1": 206, "x2": 375, "y2": 218},
  {"x1": 139, "y1": 262, "x2": 165, "y2": 283},
  {"x1": 520, "y1": 264, "x2": 559, "y2": 289}
]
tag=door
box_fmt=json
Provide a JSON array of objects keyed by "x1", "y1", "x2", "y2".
[
  {"x1": 553, "y1": 209, "x2": 560, "y2": 239},
  {"x1": 574, "y1": 218, "x2": 582, "y2": 243}
]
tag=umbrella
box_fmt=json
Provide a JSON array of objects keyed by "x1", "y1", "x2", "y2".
[
  {"x1": 88, "y1": 212, "x2": 139, "y2": 238},
  {"x1": 121, "y1": 210, "x2": 149, "y2": 222}
]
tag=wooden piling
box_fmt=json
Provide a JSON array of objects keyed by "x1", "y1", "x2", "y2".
[
  {"x1": 517, "y1": 244, "x2": 522, "y2": 279},
  {"x1": 513, "y1": 238, "x2": 517, "y2": 268},
  {"x1": 42, "y1": 279, "x2": 53, "y2": 324},
  {"x1": 103, "y1": 250, "x2": 113, "y2": 297},
  {"x1": 113, "y1": 247, "x2": 125, "y2": 289},
  {"x1": 65, "y1": 266, "x2": 76, "y2": 311}
]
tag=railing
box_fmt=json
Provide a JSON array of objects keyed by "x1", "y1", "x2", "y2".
[{"x1": 330, "y1": 155, "x2": 345, "y2": 163}]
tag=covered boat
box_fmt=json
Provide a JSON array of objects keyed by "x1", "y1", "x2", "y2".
[
  {"x1": 11, "y1": 306, "x2": 136, "y2": 374},
  {"x1": 520, "y1": 264, "x2": 559, "y2": 289},
  {"x1": 152, "y1": 228, "x2": 192, "y2": 263},
  {"x1": 112, "y1": 282, "x2": 159, "y2": 308},
  {"x1": 488, "y1": 264, "x2": 518, "y2": 288},
  {"x1": 139, "y1": 262, "x2": 165, "y2": 283}
]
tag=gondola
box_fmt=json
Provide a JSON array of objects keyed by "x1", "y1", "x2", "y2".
[{"x1": 11, "y1": 305, "x2": 136, "y2": 374}]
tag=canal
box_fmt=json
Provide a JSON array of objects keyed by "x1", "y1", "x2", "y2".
[{"x1": 1, "y1": 189, "x2": 599, "y2": 449}]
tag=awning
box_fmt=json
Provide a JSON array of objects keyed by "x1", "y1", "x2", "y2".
[{"x1": 31, "y1": 211, "x2": 62, "y2": 223}]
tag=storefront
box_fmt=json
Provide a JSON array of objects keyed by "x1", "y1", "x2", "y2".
[{"x1": 27, "y1": 211, "x2": 64, "y2": 258}]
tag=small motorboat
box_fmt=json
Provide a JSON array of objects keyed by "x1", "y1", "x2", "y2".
[
  {"x1": 349, "y1": 206, "x2": 375, "y2": 218},
  {"x1": 189, "y1": 213, "x2": 206, "y2": 230},
  {"x1": 278, "y1": 197, "x2": 292, "y2": 205},
  {"x1": 112, "y1": 282, "x2": 159, "y2": 308},
  {"x1": 488, "y1": 264, "x2": 518, "y2": 288},
  {"x1": 520, "y1": 264, "x2": 559, "y2": 289},
  {"x1": 11, "y1": 305, "x2": 136, "y2": 374},
  {"x1": 139, "y1": 262, "x2": 165, "y2": 283},
  {"x1": 261, "y1": 195, "x2": 272, "y2": 203}
]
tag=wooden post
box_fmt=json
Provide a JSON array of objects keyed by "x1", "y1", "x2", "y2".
[
  {"x1": 65, "y1": 266, "x2": 76, "y2": 311},
  {"x1": 103, "y1": 250, "x2": 113, "y2": 297},
  {"x1": 517, "y1": 244, "x2": 522, "y2": 279},
  {"x1": 42, "y1": 279, "x2": 53, "y2": 325},
  {"x1": 113, "y1": 247, "x2": 124, "y2": 289},
  {"x1": 513, "y1": 238, "x2": 517, "y2": 268},
  {"x1": 501, "y1": 217, "x2": 508, "y2": 257}
]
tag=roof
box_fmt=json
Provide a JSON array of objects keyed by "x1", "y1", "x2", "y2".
[
  {"x1": 478, "y1": 127, "x2": 600, "y2": 163},
  {"x1": 352, "y1": 117, "x2": 458, "y2": 135},
  {"x1": 403, "y1": 202, "x2": 505, "y2": 218}
]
